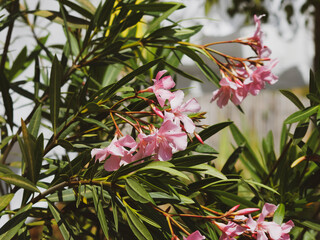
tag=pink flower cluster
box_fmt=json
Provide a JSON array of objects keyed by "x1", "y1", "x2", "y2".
[
  {"x1": 211, "y1": 15, "x2": 278, "y2": 108},
  {"x1": 216, "y1": 203, "x2": 294, "y2": 240},
  {"x1": 91, "y1": 71, "x2": 201, "y2": 171}
]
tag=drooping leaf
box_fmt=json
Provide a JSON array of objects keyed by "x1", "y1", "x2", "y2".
[
  {"x1": 0, "y1": 193, "x2": 14, "y2": 212},
  {"x1": 47, "y1": 201, "x2": 75, "y2": 240},
  {"x1": 284, "y1": 105, "x2": 319, "y2": 124},
  {"x1": 126, "y1": 206, "x2": 153, "y2": 240},
  {"x1": 126, "y1": 178, "x2": 153, "y2": 204},
  {"x1": 50, "y1": 56, "x2": 63, "y2": 135},
  {"x1": 27, "y1": 105, "x2": 42, "y2": 138},
  {"x1": 280, "y1": 89, "x2": 305, "y2": 110},
  {"x1": 0, "y1": 173, "x2": 39, "y2": 192},
  {"x1": 0, "y1": 203, "x2": 32, "y2": 239},
  {"x1": 92, "y1": 186, "x2": 109, "y2": 239}
]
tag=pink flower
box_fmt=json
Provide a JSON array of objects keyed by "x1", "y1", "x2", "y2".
[
  {"x1": 140, "y1": 119, "x2": 187, "y2": 161},
  {"x1": 279, "y1": 220, "x2": 294, "y2": 240},
  {"x1": 244, "y1": 59, "x2": 278, "y2": 96},
  {"x1": 183, "y1": 230, "x2": 205, "y2": 240},
  {"x1": 210, "y1": 77, "x2": 247, "y2": 108},
  {"x1": 246, "y1": 203, "x2": 282, "y2": 240},
  {"x1": 165, "y1": 90, "x2": 201, "y2": 133},
  {"x1": 215, "y1": 221, "x2": 247, "y2": 240},
  {"x1": 250, "y1": 15, "x2": 271, "y2": 58},
  {"x1": 147, "y1": 70, "x2": 175, "y2": 107},
  {"x1": 91, "y1": 135, "x2": 137, "y2": 171}
]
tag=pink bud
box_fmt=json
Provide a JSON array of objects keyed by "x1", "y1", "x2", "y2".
[
  {"x1": 194, "y1": 132, "x2": 204, "y2": 144},
  {"x1": 234, "y1": 208, "x2": 260, "y2": 215},
  {"x1": 150, "y1": 104, "x2": 164, "y2": 118},
  {"x1": 228, "y1": 205, "x2": 240, "y2": 213}
]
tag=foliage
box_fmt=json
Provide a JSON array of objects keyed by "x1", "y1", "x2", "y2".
[{"x1": 0, "y1": 0, "x2": 319, "y2": 239}]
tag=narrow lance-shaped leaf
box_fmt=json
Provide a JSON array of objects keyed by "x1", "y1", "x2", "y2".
[
  {"x1": 284, "y1": 105, "x2": 319, "y2": 124},
  {"x1": 47, "y1": 201, "x2": 74, "y2": 240},
  {"x1": 27, "y1": 105, "x2": 42, "y2": 138},
  {"x1": 0, "y1": 193, "x2": 14, "y2": 212},
  {"x1": 126, "y1": 206, "x2": 153, "y2": 240},
  {"x1": 50, "y1": 56, "x2": 63, "y2": 135},
  {"x1": 92, "y1": 186, "x2": 109, "y2": 239},
  {"x1": 21, "y1": 119, "x2": 37, "y2": 183},
  {"x1": 0, "y1": 173, "x2": 39, "y2": 192},
  {"x1": 0, "y1": 203, "x2": 32, "y2": 239}
]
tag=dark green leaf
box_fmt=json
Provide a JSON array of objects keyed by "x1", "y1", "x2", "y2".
[
  {"x1": 284, "y1": 106, "x2": 319, "y2": 124},
  {"x1": 280, "y1": 89, "x2": 304, "y2": 110},
  {"x1": 50, "y1": 56, "x2": 63, "y2": 135},
  {"x1": 0, "y1": 173, "x2": 39, "y2": 192},
  {"x1": 92, "y1": 186, "x2": 109, "y2": 239},
  {"x1": 145, "y1": 3, "x2": 183, "y2": 36},
  {"x1": 47, "y1": 201, "x2": 74, "y2": 240},
  {"x1": 0, "y1": 193, "x2": 14, "y2": 212},
  {"x1": 171, "y1": 155, "x2": 216, "y2": 166},
  {"x1": 0, "y1": 203, "x2": 32, "y2": 239},
  {"x1": 0, "y1": 163, "x2": 14, "y2": 174},
  {"x1": 125, "y1": 3, "x2": 185, "y2": 12},
  {"x1": 126, "y1": 206, "x2": 153, "y2": 240},
  {"x1": 0, "y1": 72, "x2": 13, "y2": 128},
  {"x1": 28, "y1": 105, "x2": 42, "y2": 138},
  {"x1": 126, "y1": 178, "x2": 153, "y2": 203}
]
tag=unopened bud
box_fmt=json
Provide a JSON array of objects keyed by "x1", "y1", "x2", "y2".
[
  {"x1": 151, "y1": 104, "x2": 164, "y2": 118},
  {"x1": 233, "y1": 208, "x2": 260, "y2": 215},
  {"x1": 194, "y1": 132, "x2": 204, "y2": 144}
]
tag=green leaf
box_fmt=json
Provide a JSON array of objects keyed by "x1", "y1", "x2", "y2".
[
  {"x1": 138, "y1": 161, "x2": 189, "y2": 180},
  {"x1": 194, "y1": 143, "x2": 218, "y2": 154},
  {"x1": 126, "y1": 3, "x2": 185, "y2": 12},
  {"x1": 0, "y1": 72, "x2": 13, "y2": 128},
  {"x1": 0, "y1": 203, "x2": 32, "y2": 239},
  {"x1": 163, "y1": 60, "x2": 203, "y2": 83},
  {"x1": 21, "y1": 119, "x2": 37, "y2": 183},
  {"x1": 229, "y1": 123, "x2": 265, "y2": 179},
  {"x1": 33, "y1": 10, "x2": 89, "y2": 28},
  {"x1": 47, "y1": 201, "x2": 74, "y2": 240},
  {"x1": 27, "y1": 105, "x2": 42, "y2": 138},
  {"x1": 126, "y1": 178, "x2": 153, "y2": 204},
  {"x1": 206, "y1": 190, "x2": 259, "y2": 209},
  {"x1": 280, "y1": 89, "x2": 305, "y2": 110},
  {"x1": 295, "y1": 219, "x2": 320, "y2": 231},
  {"x1": 0, "y1": 193, "x2": 14, "y2": 212},
  {"x1": 192, "y1": 164, "x2": 227, "y2": 180},
  {"x1": 0, "y1": 163, "x2": 14, "y2": 174},
  {"x1": 244, "y1": 180, "x2": 279, "y2": 195},
  {"x1": 171, "y1": 155, "x2": 216, "y2": 166},
  {"x1": 50, "y1": 56, "x2": 63, "y2": 135},
  {"x1": 145, "y1": 3, "x2": 183, "y2": 36},
  {"x1": 126, "y1": 206, "x2": 153, "y2": 240},
  {"x1": 106, "y1": 58, "x2": 162, "y2": 97},
  {"x1": 284, "y1": 106, "x2": 319, "y2": 124},
  {"x1": 175, "y1": 122, "x2": 232, "y2": 157},
  {"x1": 92, "y1": 186, "x2": 109, "y2": 239},
  {"x1": 81, "y1": 118, "x2": 110, "y2": 131},
  {"x1": 0, "y1": 173, "x2": 39, "y2": 192},
  {"x1": 0, "y1": 135, "x2": 14, "y2": 150},
  {"x1": 273, "y1": 203, "x2": 285, "y2": 224}
]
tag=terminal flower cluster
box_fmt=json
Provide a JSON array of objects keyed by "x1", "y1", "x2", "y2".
[
  {"x1": 210, "y1": 15, "x2": 278, "y2": 108},
  {"x1": 214, "y1": 203, "x2": 294, "y2": 240},
  {"x1": 91, "y1": 71, "x2": 202, "y2": 171}
]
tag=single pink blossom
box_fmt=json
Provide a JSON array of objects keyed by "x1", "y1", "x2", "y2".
[
  {"x1": 250, "y1": 15, "x2": 271, "y2": 58},
  {"x1": 165, "y1": 90, "x2": 201, "y2": 133},
  {"x1": 183, "y1": 230, "x2": 205, "y2": 240},
  {"x1": 91, "y1": 135, "x2": 137, "y2": 171},
  {"x1": 211, "y1": 77, "x2": 247, "y2": 108},
  {"x1": 147, "y1": 70, "x2": 175, "y2": 107},
  {"x1": 246, "y1": 203, "x2": 282, "y2": 240},
  {"x1": 216, "y1": 221, "x2": 247, "y2": 240},
  {"x1": 244, "y1": 59, "x2": 278, "y2": 96},
  {"x1": 279, "y1": 220, "x2": 294, "y2": 240},
  {"x1": 141, "y1": 119, "x2": 187, "y2": 161}
]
